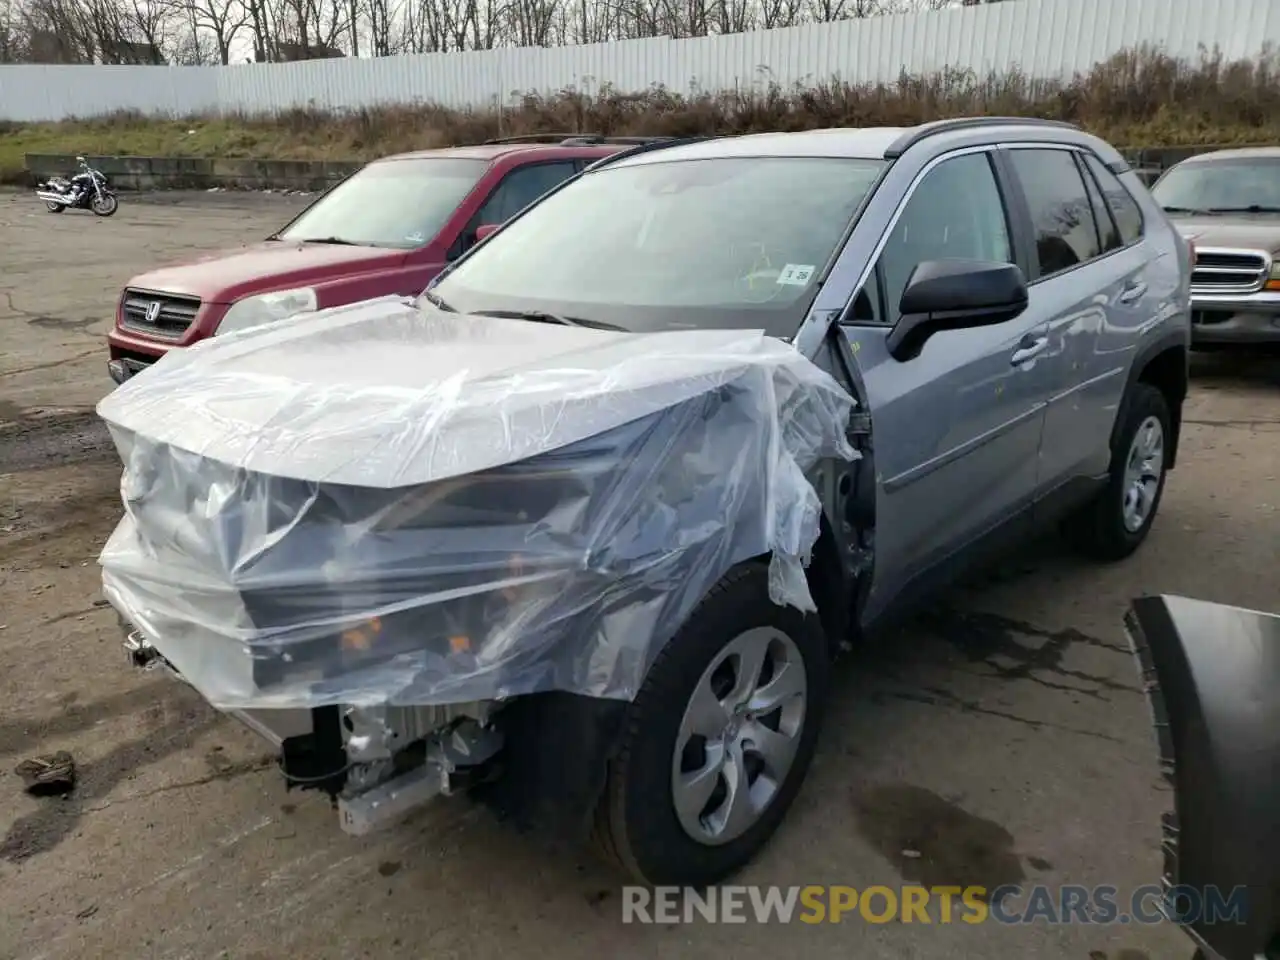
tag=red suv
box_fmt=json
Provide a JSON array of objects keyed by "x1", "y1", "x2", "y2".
[{"x1": 106, "y1": 135, "x2": 652, "y2": 383}]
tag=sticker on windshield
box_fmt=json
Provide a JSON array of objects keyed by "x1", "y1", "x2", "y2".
[
  {"x1": 776, "y1": 263, "x2": 815, "y2": 286},
  {"x1": 405, "y1": 231, "x2": 426, "y2": 244}
]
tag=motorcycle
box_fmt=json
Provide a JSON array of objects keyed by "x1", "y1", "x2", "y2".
[{"x1": 35, "y1": 156, "x2": 119, "y2": 217}]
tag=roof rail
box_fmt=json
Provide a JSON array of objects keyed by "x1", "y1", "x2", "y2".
[
  {"x1": 560, "y1": 135, "x2": 677, "y2": 146},
  {"x1": 884, "y1": 116, "x2": 1082, "y2": 159},
  {"x1": 481, "y1": 133, "x2": 679, "y2": 147},
  {"x1": 583, "y1": 136, "x2": 716, "y2": 171},
  {"x1": 482, "y1": 133, "x2": 594, "y2": 145}
]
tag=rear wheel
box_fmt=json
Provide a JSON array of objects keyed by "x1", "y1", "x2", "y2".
[
  {"x1": 45, "y1": 201, "x2": 64, "y2": 213},
  {"x1": 1067, "y1": 382, "x2": 1170, "y2": 560},
  {"x1": 592, "y1": 563, "x2": 829, "y2": 886}
]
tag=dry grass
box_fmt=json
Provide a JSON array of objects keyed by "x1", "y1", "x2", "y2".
[{"x1": 3, "y1": 45, "x2": 1279, "y2": 183}]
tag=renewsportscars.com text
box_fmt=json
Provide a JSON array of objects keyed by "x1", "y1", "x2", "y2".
[{"x1": 621, "y1": 884, "x2": 1249, "y2": 925}]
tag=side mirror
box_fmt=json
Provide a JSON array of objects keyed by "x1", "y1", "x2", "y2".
[
  {"x1": 885, "y1": 259, "x2": 1028, "y2": 362},
  {"x1": 474, "y1": 223, "x2": 500, "y2": 243}
]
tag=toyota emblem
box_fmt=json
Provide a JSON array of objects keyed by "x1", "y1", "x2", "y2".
[{"x1": 145, "y1": 301, "x2": 162, "y2": 324}]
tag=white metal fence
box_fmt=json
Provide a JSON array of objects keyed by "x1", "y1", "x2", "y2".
[{"x1": 3, "y1": 0, "x2": 1278, "y2": 122}]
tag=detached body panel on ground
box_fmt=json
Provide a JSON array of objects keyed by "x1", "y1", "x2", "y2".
[
  {"x1": 100, "y1": 118, "x2": 1193, "y2": 889},
  {"x1": 1126, "y1": 595, "x2": 1280, "y2": 960}
]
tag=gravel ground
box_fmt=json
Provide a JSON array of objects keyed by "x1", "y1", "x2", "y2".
[{"x1": 1, "y1": 189, "x2": 1278, "y2": 960}]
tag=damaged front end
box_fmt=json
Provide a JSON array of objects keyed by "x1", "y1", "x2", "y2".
[
  {"x1": 95, "y1": 298, "x2": 856, "y2": 836},
  {"x1": 1125, "y1": 595, "x2": 1280, "y2": 960},
  {"x1": 125, "y1": 625, "x2": 499, "y2": 832}
]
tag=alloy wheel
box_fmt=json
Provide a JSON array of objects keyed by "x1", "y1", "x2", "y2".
[
  {"x1": 1123, "y1": 414, "x2": 1165, "y2": 533},
  {"x1": 670, "y1": 626, "x2": 808, "y2": 846}
]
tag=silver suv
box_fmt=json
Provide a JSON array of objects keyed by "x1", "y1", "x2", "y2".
[
  {"x1": 437, "y1": 117, "x2": 1191, "y2": 583},
  {"x1": 426, "y1": 117, "x2": 1191, "y2": 880},
  {"x1": 112, "y1": 117, "x2": 1192, "y2": 889}
]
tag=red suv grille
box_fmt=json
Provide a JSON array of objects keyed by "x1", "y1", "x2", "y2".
[{"x1": 120, "y1": 290, "x2": 201, "y2": 340}]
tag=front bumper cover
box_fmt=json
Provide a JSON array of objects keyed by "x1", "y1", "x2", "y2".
[{"x1": 1190, "y1": 290, "x2": 1280, "y2": 345}]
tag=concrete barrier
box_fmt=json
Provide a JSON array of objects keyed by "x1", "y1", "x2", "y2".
[
  {"x1": 23, "y1": 153, "x2": 359, "y2": 191},
  {"x1": 18, "y1": 143, "x2": 1261, "y2": 192}
]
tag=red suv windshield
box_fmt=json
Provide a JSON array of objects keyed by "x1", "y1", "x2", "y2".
[{"x1": 277, "y1": 157, "x2": 488, "y2": 249}]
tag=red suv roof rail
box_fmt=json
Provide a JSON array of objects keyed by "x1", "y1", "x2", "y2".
[
  {"x1": 482, "y1": 133, "x2": 596, "y2": 145},
  {"x1": 481, "y1": 134, "x2": 678, "y2": 147}
]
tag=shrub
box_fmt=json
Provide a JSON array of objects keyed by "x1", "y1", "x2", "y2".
[{"x1": 3, "y1": 45, "x2": 1279, "y2": 183}]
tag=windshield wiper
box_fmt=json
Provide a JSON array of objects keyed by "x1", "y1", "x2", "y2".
[
  {"x1": 1205, "y1": 205, "x2": 1280, "y2": 214},
  {"x1": 421, "y1": 289, "x2": 456, "y2": 312},
  {"x1": 469, "y1": 309, "x2": 620, "y2": 330},
  {"x1": 294, "y1": 236, "x2": 360, "y2": 245},
  {"x1": 1160, "y1": 205, "x2": 1208, "y2": 215}
]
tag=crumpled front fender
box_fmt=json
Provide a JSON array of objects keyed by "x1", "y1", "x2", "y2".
[{"x1": 1126, "y1": 594, "x2": 1280, "y2": 960}]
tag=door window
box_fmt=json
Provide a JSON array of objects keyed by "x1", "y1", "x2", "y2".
[
  {"x1": 1083, "y1": 154, "x2": 1145, "y2": 246},
  {"x1": 475, "y1": 162, "x2": 578, "y2": 226},
  {"x1": 1078, "y1": 153, "x2": 1122, "y2": 254},
  {"x1": 1007, "y1": 148, "x2": 1102, "y2": 279},
  {"x1": 859, "y1": 151, "x2": 1013, "y2": 324},
  {"x1": 453, "y1": 161, "x2": 578, "y2": 258}
]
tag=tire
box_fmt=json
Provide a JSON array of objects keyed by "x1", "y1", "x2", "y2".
[
  {"x1": 592, "y1": 563, "x2": 830, "y2": 887},
  {"x1": 91, "y1": 194, "x2": 119, "y2": 217},
  {"x1": 1067, "y1": 382, "x2": 1171, "y2": 561},
  {"x1": 45, "y1": 201, "x2": 65, "y2": 213}
]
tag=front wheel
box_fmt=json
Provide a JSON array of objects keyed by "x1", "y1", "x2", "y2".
[
  {"x1": 91, "y1": 193, "x2": 118, "y2": 217},
  {"x1": 592, "y1": 563, "x2": 830, "y2": 886},
  {"x1": 1066, "y1": 382, "x2": 1171, "y2": 560}
]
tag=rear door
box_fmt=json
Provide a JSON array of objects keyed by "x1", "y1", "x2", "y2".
[
  {"x1": 999, "y1": 146, "x2": 1155, "y2": 492},
  {"x1": 1078, "y1": 153, "x2": 1160, "y2": 460},
  {"x1": 838, "y1": 148, "x2": 1052, "y2": 622}
]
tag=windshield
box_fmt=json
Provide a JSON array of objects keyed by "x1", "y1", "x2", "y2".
[
  {"x1": 1152, "y1": 158, "x2": 1280, "y2": 214},
  {"x1": 431, "y1": 156, "x2": 888, "y2": 335},
  {"x1": 277, "y1": 158, "x2": 488, "y2": 248}
]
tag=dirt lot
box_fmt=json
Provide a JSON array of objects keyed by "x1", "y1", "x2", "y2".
[{"x1": 1, "y1": 189, "x2": 1277, "y2": 960}]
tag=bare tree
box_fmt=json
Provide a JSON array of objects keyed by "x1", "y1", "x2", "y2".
[
  {"x1": 0, "y1": 0, "x2": 22, "y2": 61},
  {"x1": 364, "y1": 0, "x2": 398, "y2": 53},
  {"x1": 174, "y1": 0, "x2": 248, "y2": 62},
  {"x1": 271, "y1": 0, "x2": 348, "y2": 56},
  {"x1": 402, "y1": 0, "x2": 500, "y2": 53},
  {"x1": 0, "y1": 0, "x2": 1007, "y2": 63},
  {"x1": 500, "y1": 0, "x2": 558, "y2": 46}
]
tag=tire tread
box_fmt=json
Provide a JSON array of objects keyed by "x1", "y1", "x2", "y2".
[
  {"x1": 1068, "y1": 382, "x2": 1170, "y2": 561},
  {"x1": 590, "y1": 563, "x2": 827, "y2": 885}
]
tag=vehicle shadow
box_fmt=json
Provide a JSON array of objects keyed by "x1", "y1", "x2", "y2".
[
  {"x1": 0, "y1": 684, "x2": 273, "y2": 865},
  {"x1": 1189, "y1": 347, "x2": 1280, "y2": 387}
]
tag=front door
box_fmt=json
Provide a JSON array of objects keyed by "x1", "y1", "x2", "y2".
[{"x1": 839, "y1": 149, "x2": 1051, "y2": 623}]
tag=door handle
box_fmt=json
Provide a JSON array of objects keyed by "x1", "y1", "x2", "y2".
[
  {"x1": 1010, "y1": 333, "x2": 1049, "y2": 365},
  {"x1": 1119, "y1": 280, "x2": 1148, "y2": 303}
]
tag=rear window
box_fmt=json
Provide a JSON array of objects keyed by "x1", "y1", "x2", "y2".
[
  {"x1": 1082, "y1": 155, "x2": 1144, "y2": 247},
  {"x1": 278, "y1": 158, "x2": 488, "y2": 249}
]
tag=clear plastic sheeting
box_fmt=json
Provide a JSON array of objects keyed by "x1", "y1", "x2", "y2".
[{"x1": 97, "y1": 297, "x2": 858, "y2": 709}]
